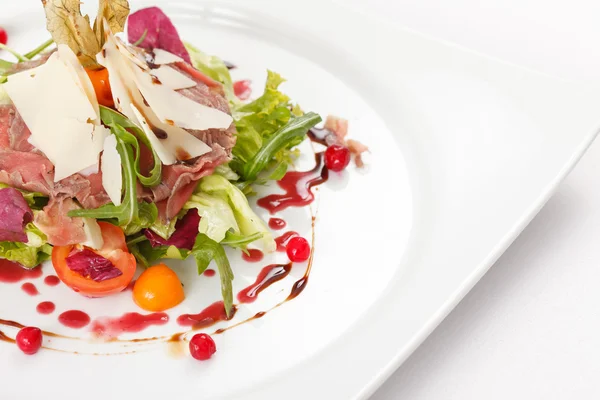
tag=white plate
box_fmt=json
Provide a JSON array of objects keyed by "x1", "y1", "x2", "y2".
[{"x1": 1, "y1": 1, "x2": 600, "y2": 399}]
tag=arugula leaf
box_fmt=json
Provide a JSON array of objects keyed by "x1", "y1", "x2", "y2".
[
  {"x1": 242, "y1": 112, "x2": 322, "y2": 181},
  {"x1": 99, "y1": 106, "x2": 161, "y2": 187},
  {"x1": 68, "y1": 125, "x2": 137, "y2": 225},
  {"x1": 227, "y1": 71, "x2": 321, "y2": 183},
  {"x1": 190, "y1": 234, "x2": 234, "y2": 316},
  {"x1": 221, "y1": 231, "x2": 263, "y2": 253}
]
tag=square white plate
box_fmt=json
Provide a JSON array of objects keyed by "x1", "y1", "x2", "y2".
[{"x1": 1, "y1": 1, "x2": 600, "y2": 399}]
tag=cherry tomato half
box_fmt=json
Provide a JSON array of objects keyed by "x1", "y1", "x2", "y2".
[
  {"x1": 85, "y1": 67, "x2": 115, "y2": 108},
  {"x1": 52, "y1": 222, "x2": 136, "y2": 297}
]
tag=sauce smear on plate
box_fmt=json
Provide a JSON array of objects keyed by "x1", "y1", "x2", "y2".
[
  {"x1": 0, "y1": 260, "x2": 42, "y2": 283},
  {"x1": 36, "y1": 301, "x2": 55, "y2": 315},
  {"x1": 21, "y1": 282, "x2": 39, "y2": 296},
  {"x1": 241, "y1": 249, "x2": 264, "y2": 263},
  {"x1": 58, "y1": 310, "x2": 91, "y2": 329},
  {"x1": 257, "y1": 152, "x2": 328, "y2": 214},
  {"x1": 237, "y1": 263, "x2": 292, "y2": 304}
]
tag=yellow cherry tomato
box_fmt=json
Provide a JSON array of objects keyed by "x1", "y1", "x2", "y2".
[{"x1": 133, "y1": 264, "x2": 185, "y2": 312}]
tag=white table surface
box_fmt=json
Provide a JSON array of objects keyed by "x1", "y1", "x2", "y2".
[{"x1": 334, "y1": 0, "x2": 600, "y2": 399}]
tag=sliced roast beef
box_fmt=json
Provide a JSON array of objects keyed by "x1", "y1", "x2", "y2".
[
  {"x1": 0, "y1": 149, "x2": 54, "y2": 195},
  {"x1": 34, "y1": 197, "x2": 87, "y2": 246},
  {"x1": 0, "y1": 105, "x2": 36, "y2": 152},
  {"x1": 172, "y1": 63, "x2": 237, "y2": 153}
]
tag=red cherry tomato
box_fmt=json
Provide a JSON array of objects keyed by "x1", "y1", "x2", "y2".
[{"x1": 52, "y1": 222, "x2": 136, "y2": 297}]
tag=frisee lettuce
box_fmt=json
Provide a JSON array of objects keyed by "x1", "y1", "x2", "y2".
[{"x1": 185, "y1": 46, "x2": 322, "y2": 187}]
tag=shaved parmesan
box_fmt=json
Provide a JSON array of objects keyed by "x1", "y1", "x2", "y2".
[
  {"x1": 101, "y1": 134, "x2": 123, "y2": 206},
  {"x1": 81, "y1": 218, "x2": 104, "y2": 250},
  {"x1": 99, "y1": 29, "x2": 213, "y2": 165},
  {"x1": 130, "y1": 104, "x2": 211, "y2": 165},
  {"x1": 3, "y1": 51, "x2": 106, "y2": 181},
  {"x1": 131, "y1": 64, "x2": 232, "y2": 130},
  {"x1": 57, "y1": 44, "x2": 100, "y2": 120},
  {"x1": 150, "y1": 65, "x2": 197, "y2": 90},
  {"x1": 152, "y1": 49, "x2": 184, "y2": 65}
]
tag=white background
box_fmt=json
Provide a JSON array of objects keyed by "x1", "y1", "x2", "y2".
[{"x1": 333, "y1": 1, "x2": 600, "y2": 399}]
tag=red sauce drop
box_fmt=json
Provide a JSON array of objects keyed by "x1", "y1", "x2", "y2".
[
  {"x1": 257, "y1": 152, "x2": 328, "y2": 214},
  {"x1": 91, "y1": 312, "x2": 169, "y2": 338},
  {"x1": 275, "y1": 231, "x2": 299, "y2": 252},
  {"x1": 58, "y1": 310, "x2": 90, "y2": 329},
  {"x1": 177, "y1": 301, "x2": 236, "y2": 328},
  {"x1": 237, "y1": 263, "x2": 292, "y2": 304},
  {"x1": 21, "y1": 282, "x2": 39, "y2": 296},
  {"x1": 43, "y1": 275, "x2": 60, "y2": 286},
  {"x1": 268, "y1": 218, "x2": 287, "y2": 230},
  {"x1": 0, "y1": 260, "x2": 42, "y2": 283},
  {"x1": 242, "y1": 249, "x2": 264, "y2": 263},
  {"x1": 36, "y1": 302, "x2": 55, "y2": 315},
  {"x1": 203, "y1": 269, "x2": 216, "y2": 277}
]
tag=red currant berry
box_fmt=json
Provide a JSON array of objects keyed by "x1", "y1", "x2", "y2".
[
  {"x1": 16, "y1": 327, "x2": 42, "y2": 355},
  {"x1": 0, "y1": 28, "x2": 7, "y2": 46},
  {"x1": 189, "y1": 333, "x2": 216, "y2": 361},
  {"x1": 286, "y1": 236, "x2": 311, "y2": 262},
  {"x1": 324, "y1": 144, "x2": 351, "y2": 172}
]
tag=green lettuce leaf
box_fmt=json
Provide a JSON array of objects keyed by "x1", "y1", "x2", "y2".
[
  {"x1": 193, "y1": 175, "x2": 275, "y2": 252},
  {"x1": 0, "y1": 223, "x2": 52, "y2": 268},
  {"x1": 185, "y1": 42, "x2": 235, "y2": 102}
]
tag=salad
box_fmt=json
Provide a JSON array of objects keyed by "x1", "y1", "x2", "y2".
[{"x1": 0, "y1": 0, "x2": 366, "y2": 359}]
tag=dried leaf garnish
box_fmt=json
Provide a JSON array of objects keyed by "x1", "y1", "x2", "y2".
[
  {"x1": 41, "y1": 0, "x2": 130, "y2": 68},
  {"x1": 42, "y1": 0, "x2": 100, "y2": 67},
  {"x1": 94, "y1": 0, "x2": 130, "y2": 45}
]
